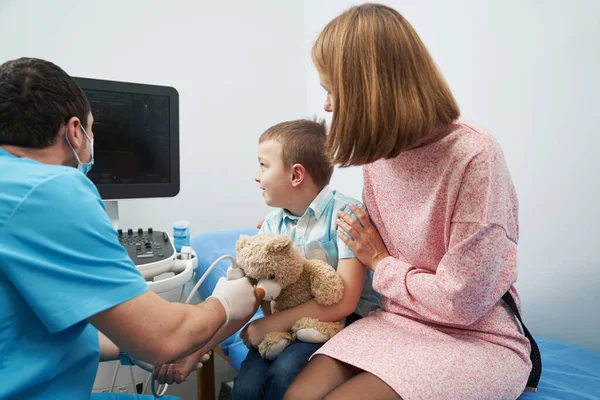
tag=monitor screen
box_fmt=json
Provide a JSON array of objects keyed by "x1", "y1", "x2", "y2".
[{"x1": 74, "y1": 77, "x2": 180, "y2": 199}]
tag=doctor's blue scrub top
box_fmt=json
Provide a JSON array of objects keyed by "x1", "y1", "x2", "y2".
[{"x1": 0, "y1": 148, "x2": 150, "y2": 399}]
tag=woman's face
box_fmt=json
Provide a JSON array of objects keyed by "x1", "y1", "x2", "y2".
[{"x1": 318, "y1": 71, "x2": 333, "y2": 113}]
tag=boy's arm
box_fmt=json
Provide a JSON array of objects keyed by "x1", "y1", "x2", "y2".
[{"x1": 256, "y1": 257, "x2": 365, "y2": 333}]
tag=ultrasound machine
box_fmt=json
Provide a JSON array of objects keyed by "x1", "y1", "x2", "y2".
[{"x1": 75, "y1": 77, "x2": 197, "y2": 394}]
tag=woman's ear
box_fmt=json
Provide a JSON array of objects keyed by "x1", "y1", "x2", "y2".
[{"x1": 290, "y1": 163, "x2": 306, "y2": 187}]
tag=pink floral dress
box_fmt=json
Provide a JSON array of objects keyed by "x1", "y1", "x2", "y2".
[{"x1": 313, "y1": 121, "x2": 532, "y2": 400}]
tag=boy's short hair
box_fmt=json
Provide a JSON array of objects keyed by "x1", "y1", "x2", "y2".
[{"x1": 259, "y1": 118, "x2": 334, "y2": 188}]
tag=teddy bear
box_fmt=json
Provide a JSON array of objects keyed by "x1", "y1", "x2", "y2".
[{"x1": 228, "y1": 233, "x2": 345, "y2": 360}]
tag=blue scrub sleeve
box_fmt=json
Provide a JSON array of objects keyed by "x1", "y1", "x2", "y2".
[{"x1": 0, "y1": 169, "x2": 148, "y2": 334}]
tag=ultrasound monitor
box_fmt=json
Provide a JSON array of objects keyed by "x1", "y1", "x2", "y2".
[{"x1": 73, "y1": 77, "x2": 180, "y2": 200}]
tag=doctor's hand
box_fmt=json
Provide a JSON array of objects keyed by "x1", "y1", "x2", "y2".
[
  {"x1": 152, "y1": 352, "x2": 211, "y2": 385},
  {"x1": 209, "y1": 277, "x2": 260, "y2": 324}
]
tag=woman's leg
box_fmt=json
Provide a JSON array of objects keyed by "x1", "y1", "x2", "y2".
[
  {"x1": 231, "y1": 349, "x2": 270, "y2": 400},
  {"x1": 323, "y1": 372, "x2": 402, "y2": 400},
  {"x1": 283, "y1": 355, "x2": 360, "y2": 400}
]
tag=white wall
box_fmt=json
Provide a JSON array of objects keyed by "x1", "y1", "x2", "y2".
[
  {"x1": 305, "y1": 0, "x2": 600, "y2": 350},
  {"x1": 0, "y1": 0, "x2": 307, "y2": 236},
  {"x1": 1, "y1": 0, "x2": 598, "y2": 356}
]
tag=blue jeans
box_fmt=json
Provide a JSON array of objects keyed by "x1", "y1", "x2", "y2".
[{"x1": 232, "y1": 340, "x2": 323, "y2": 400}]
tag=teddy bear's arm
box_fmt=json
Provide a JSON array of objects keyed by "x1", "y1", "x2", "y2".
[{"x1": 306, "y1": 260, "x2": 345, "y2": 306}]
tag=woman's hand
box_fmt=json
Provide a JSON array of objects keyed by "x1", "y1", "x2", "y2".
[
  {"x1": 337, "y1": 204, "x2": 390, "y2": 271},
  {"x1": 240, "y1": 318, "x2": 269, "y2": 349}
]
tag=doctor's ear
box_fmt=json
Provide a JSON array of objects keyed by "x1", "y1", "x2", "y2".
[
  {"x1": 290, "y1": 164, "x2": 306, "y2": 187},
  {"x1": 63, "y1": 116, "x2": 85, "y2": 148}
]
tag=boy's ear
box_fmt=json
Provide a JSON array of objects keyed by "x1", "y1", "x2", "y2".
[{"x1": 290, "y1": 163, "x2": 306, "y2": 187}]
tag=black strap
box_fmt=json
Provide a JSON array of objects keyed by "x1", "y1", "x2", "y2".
[{"x1": 502, "y1": 292, "x2": 542, "y2": 391}]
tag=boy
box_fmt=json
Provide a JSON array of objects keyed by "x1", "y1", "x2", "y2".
[
  {"x1": 154, "y1": 119, "x2": 380, "y2": 398},
  {"x1": 233, "y1": 118, "x2": 380, "y2": 399}
]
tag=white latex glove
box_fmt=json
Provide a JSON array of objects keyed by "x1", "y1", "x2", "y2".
[
  {"x1": 226, "y1": 265, "x2": 245, "y2": 280},
  {"x1": 209, "y1": 277, "x2": 257, "y2": 324}
]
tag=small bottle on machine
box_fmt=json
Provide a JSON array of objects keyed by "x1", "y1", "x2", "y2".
[{"x1": 172, "y1": 220, "x2": 190, "y2": 253}]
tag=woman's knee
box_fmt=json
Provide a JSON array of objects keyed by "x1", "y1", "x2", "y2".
[{"x1": 283, "y1": 380, "x2": 307, "y2": 400}]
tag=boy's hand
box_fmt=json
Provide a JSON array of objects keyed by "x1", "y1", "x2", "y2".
[
  {"x1": 256, "y1": 219, "x2": 264, "y2": 229},
  {"x1": 240, "y1": 319, "x2": 269, "y2": 349},
  {"x1": 152, "y1": 352, "x2": 211, "y2": 385}
]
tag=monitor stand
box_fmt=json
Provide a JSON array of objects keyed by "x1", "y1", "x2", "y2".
[{"x1": 104, "y1": 200, "x2": 120, "y2": 230}]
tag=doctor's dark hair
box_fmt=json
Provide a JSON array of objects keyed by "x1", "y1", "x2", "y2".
[
  {"x1": 0, "y1": 57, "x2": 91, "y2": 149},
  {"x1": 259, "y1": 117, "x2": 334, "y2": 189}
]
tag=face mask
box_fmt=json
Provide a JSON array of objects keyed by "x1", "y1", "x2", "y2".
[{"x1": 65, "y1": 124, "x2": 94, "y2": 175}]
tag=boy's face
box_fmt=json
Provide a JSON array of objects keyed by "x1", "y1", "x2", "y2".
[{"x1": 255, "y1": 140, "x2": 294, "y2": 208}]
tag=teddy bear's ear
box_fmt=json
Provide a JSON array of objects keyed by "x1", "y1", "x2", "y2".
[
  {"x1": 236, "y1": 235, "x2": 250, "y2": 252},
  {"x1": 269, "y1": 235, "x2": 292, "y2": 252}
]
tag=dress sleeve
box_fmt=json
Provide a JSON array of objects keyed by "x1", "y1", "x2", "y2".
[
  {"x1": 372, "y1": 145, "x2": 519, "y2": 326},
  {"x1": 373, "y1": 223, "x2": 517, "y2": 326}
]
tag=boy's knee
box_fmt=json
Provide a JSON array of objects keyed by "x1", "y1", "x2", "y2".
[
  {"x1": 266, "y1": 363, "x2": 297, "y2": 388},
  {"x1": 232, "y1": 375, "x2": 262, "y2": 400}
]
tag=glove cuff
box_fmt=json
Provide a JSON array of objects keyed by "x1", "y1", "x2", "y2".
[{"x1": 208, "y1": 295, "x2": 231, "y2": 324}]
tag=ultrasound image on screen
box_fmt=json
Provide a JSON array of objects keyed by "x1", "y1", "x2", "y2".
[{"x1": 84, "y1": 89, "x2": 170, "y2": 185}]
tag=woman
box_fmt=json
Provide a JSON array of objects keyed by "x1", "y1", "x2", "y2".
[{"x1": 285, "y1": 4, "x2": 536, "y2": 400}]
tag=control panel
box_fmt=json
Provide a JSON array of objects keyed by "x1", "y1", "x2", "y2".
[
  {"x1": 117, "y1": 227, "x2": 196, "y2": 294},
  {"x1": 117, "y1": 228, "x2": 175, "y2": 266}
]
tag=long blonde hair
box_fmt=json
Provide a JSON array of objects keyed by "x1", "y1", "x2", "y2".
[{"x1": 312, "y1": 3, "x2": 460, "y2": 167}]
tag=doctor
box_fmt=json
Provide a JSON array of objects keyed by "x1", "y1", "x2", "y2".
[{"x1": 0, "y1": 57, "x2": 259, "y2": 400}]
